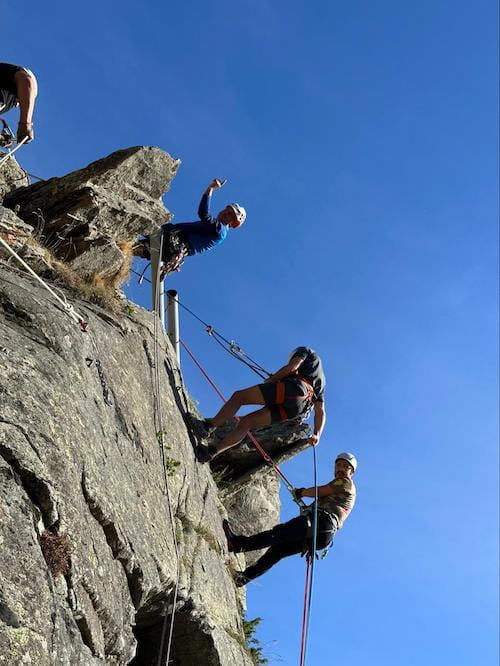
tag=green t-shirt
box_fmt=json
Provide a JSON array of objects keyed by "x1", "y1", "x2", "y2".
[{"x1": 317, "y1": 477, "x2": 356, "y2": 528}]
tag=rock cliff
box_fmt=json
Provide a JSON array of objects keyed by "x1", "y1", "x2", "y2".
[{"x1": 0, "y1": 148, "x2": 310, "y2": 665}]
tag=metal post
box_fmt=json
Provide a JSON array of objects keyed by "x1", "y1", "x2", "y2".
[
  {"x1": 149, "y1": 228, "x2": 166, "y2": 329},
  {"x1": 167, "y1": 289, "x2": 180, "y2": 365},
  {"x1": 159, "y1": 279, "x2": 166, "y2": 330}
]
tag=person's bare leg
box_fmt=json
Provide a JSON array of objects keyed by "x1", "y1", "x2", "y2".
[
  {"x1": 209, "y1": 385, "x2": 266, "y2": 427},
  {"x1": 213, "y1": 407, "x2": 272, "y2": 455}
]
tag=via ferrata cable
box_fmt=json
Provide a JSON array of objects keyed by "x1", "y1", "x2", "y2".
[
  {"x1": 0, "y1": 237, "x2": 88, "y2": 330},
  {"x1": 131, "y1": 268, "x2": 270, "y2": 381}
]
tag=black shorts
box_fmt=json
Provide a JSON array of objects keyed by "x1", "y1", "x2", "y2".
[{"x1": 259, "y1": 378, "x2": 313, "y2": 423}]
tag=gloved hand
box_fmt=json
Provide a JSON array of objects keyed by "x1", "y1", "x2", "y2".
[
  {"x1": 292, "y1": 487, "x2": 305, "y2": 502},
  {"x1": 17, "y1": 122, "x2": 34, "y2": 144}
]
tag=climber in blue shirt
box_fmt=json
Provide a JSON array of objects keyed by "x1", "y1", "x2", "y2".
[{"x1": 134, "y1": 179, "x2": 246, "y2": 275}]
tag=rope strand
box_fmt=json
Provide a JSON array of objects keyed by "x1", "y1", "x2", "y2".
[{"x1": 300, "y1": 446, "x2": 319, "y2": 666}]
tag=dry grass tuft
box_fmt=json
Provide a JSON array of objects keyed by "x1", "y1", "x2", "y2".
[
  {"x1": 40, "y1": 531, "x2": 72, "y2": 577},
  {"x1": 5, "y1": 235, "x2": 134, "y2": 314}
]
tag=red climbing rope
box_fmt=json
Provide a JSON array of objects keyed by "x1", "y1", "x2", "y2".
[
  {"x1": 180, "y1": 338, "x2": 226, "y2": 402},
  {"x1": 179, "y1": 338, "x2": 300, "y2": 497}
]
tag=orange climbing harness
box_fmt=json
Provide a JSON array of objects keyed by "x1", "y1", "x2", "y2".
[{"x1": 275, "y1": 375, "x2": 314, "y2": 422}]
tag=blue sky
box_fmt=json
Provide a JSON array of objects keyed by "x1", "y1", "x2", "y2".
[{"x1": 4, "y1": 1, "x2": 498, "y2": 664}]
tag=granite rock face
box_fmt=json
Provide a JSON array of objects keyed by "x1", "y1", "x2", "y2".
[
  {"x1": 4, "y1": 147, "x2": 180, "y2": 280},
  {"x1": 0, "y1": 264, "x2": 253, "y2": 665},
  {"x1": 0, "y1": 148, "x2": 312, "y2": 665}
]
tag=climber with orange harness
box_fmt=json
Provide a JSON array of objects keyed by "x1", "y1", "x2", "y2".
[
  {"x1": 223, "y1": 452, "x2": 357, "y2": 586},
  {"x1": 193, "y1": 346, "x2": 326, "y2": 463},
  {"x1": 0, "y1": 62, "x2": 38, "y2": 145},
  {"x1": 133, "y1": 178, "x2": 246, "y2": 278}
]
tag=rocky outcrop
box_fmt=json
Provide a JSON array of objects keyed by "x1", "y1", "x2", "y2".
[
  {"x1": 4, "y1": 147, "x2": 180, "y2": 280},
  {"x1": 0, "y1": 148, "x2": 312, "y2": 665},
  {"x1": 0, "y1": 153, "x2": 29, "y2": 202}
]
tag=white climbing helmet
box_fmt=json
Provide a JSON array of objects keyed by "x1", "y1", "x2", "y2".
[
  {"x1": 229, "y1": 203, "x2": 246, "y2": 226},
  {"x1": 335, "y1": 452, "x2": 357, "y2": 473}
]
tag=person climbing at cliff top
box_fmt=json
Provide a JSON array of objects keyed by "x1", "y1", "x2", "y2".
[
  {"x1": 133, "y1": 178, "x2": 246, "y2": 277},
  {"x1": 193, "y1": 346, "x2": 326, "y2": 464},
  {"x1": 0, "y1": 62, "x2": 38, "y2": 146},
  {"x1": 223, "y1": 452, "x2": 357, "y2": 586}
]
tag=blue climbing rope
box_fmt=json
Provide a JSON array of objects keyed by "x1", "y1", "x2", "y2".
[{"x1": 300, "y1": 445, "x2": 319, "y2": 666}]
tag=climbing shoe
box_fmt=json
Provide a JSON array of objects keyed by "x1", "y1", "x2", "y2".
[
  {"x1": 222, "y1": 519, "x2": 236, "y2": 552},
  {"x1": 233, "y1": 571, "x2": 250, "y2": 588},
  {"x1": 195, "y1": 443, "x2": 215, "y2": 464},
  {"x1": 190, "y1": 416, "x2": 216, "y2": 440}
]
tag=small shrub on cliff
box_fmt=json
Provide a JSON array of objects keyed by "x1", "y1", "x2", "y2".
[
  {"x1": 243, "y1": 616, "x2": 269, "y2": 665},
  {"x1": 165, "y1": 457, "x2": 181, "y2": 476},
  {"x1": 40, "y1": 530, "x2": 72, "y2": 577}
]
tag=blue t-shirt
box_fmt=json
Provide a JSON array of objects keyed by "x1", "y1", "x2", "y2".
[{"x1": 167, "y1": 192, "x2": 227, "y2": 256}]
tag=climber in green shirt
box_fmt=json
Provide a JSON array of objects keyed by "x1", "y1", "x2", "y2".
[{"x1": 222, "y1": 452, "x2": 357, "y2": 585}]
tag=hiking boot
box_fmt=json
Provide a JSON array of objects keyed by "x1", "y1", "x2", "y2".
[
  {"x1": 233, "y1": 571, "x2": 250, "y2": 587},
  {"x1": 133, "y1": 238, "x2": 151, "y2": 261},
  {"x1": 222, "y1": 519, "x2": 237, "y2": 552},
  {"x1": 195, "y1": 443, "x2": 215, "y2": 464},
  {"x1": 190, "y1": 416, "x2": 216, "y2": 440}
]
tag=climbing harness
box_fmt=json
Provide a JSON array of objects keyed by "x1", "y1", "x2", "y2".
[
  {"x1": 0, "y1": 237, "x2": 88, "y2": 330},
  {"x1": 273, "y1": 376, "x2": 314, "y2": 422},
  {"x1": 150, "y1": 235, "x2": 181, "y2": 666},
  {"x1": 135, "y1": 230, "x2": 188, "y2": 284},
  {"x1": 0, "y1": 119, "x2": 14, "y2": 148},
  {"x1": 160, "y1": 228, "x2": 189, "y2": 278}
]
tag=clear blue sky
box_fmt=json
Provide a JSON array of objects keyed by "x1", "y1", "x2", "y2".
[{"x1": 4, "y1": 1, "x2": 498, "y2": 664}]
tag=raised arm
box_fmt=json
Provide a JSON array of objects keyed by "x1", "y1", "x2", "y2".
[{"x1": 198, "y1": 178, "x2": 226, "y2": 220}]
